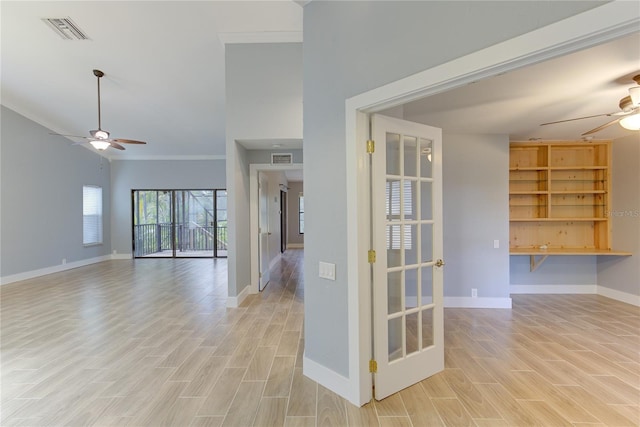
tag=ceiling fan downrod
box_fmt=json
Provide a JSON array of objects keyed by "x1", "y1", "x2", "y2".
[{"x1": 93, "y1": 69, "x2": 107, "y2": 138}]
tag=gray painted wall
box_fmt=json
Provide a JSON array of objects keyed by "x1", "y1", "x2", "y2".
[
  {"x1": 287, "y1": 181, "x2": 304, "y2": 246},
  {"x1": 110, "y1": 159, "x2": 226, "y2": 255},
  {"x1": 1, "y1": 106, "x2": 111, "y2": 276},
  {"x1": 598, "y1": 134, "x2": 640, "y2": 296},
  {"x1": 303, "y1": 0, "x2": 605, "y2": 379},
  {"x1": 441, "y1": 134, "x2": 510, "y2": 298},
  {"x1": 226, "y1": 43, "x2": 303, "y2": 298}
]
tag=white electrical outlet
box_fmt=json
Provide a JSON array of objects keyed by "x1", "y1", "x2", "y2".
[
  {"x1": 493, "y1": 239, "x2": 500, "y2": 249},
  {"x1": 471, "y1": 288, "x2": 478, "y2": 298},
  {"x1": 62, "y1": 258, "x2": 66, "y2": 265},
  {"x1": 319, "y1": 261, "x2": 336, "y2": 281}
]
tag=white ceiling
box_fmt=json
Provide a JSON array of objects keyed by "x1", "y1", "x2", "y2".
[
  {"x1": 1, "y1": 3, "x2": 638, "y2": 163},
  {"x1": 402, "y1": 32, "x2": 640, "y2": 141},
  {"x1": 1, "y1": 1, "x2": 302, "y2": 159}
]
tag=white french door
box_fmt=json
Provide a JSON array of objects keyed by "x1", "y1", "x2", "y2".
[{"x1": 371, "y1": 114, "x2": 444, "y2": 400}]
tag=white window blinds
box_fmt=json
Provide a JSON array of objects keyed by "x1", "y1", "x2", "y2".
[{"x1": 83, "y1": 185, "x2": 103, "y2": 245}]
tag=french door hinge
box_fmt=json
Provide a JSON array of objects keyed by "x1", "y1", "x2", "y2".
[
  {"x1": 366, "y1": 139, "x2": 375, "y2": 154},
  {"x1": 368, "y1": 250, "x2": 376, "y2": 263},
  {"x1": 369, "y1": 359, "x2": 377, "y2": 373},
  {"x1": 259, "y1": 272, "x2": 262, "y2": 278}
]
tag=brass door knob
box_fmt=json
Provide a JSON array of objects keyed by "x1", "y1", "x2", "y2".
[{"x1": 435, "y1": 259, "x2": 445, "y2": 267}]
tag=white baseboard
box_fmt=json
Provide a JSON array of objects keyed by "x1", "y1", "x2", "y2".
[
  {"x1": 227, "y1": 285, "x2": 249, "y2": 308},
  {"x1": 303, "y1": 354, "x2": 354, "y2": 405},
  {"x1": 510, "y1": 284, "x2": 639, "y2": 307},
  {"x1": 597, "y1": 286, "x2": 640, "y2": 307},
  {"x1": 510, "y1": 284, "x2": 597, "y2": 294},
  {"x1": 1, "y1": 255, "x2": 113, "y2": 286},
  {"x1": 287, "y1": 243, "x2": 304, "y2": 249},
  {"x1": 443, "y1": 297, "x2": 512, "y2": 308}
]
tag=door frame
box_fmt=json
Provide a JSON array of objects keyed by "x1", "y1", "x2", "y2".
[
  {"x1": 249, "y1": 163, "x2": 303, "y2": 294},
  {"x1": 342, "y1": 4, "x2": 637, "y2": 406}
]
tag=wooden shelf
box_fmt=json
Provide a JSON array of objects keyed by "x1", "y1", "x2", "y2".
[
  {"x1": 509, "y1": 141, "x2": 621, "y2": 265},
  {"x1": 510, "y1": 248, "x2": 632, "y2": 256},
  {"x1": 509, "y1": 217, "x2": 607, "y2": 222}
]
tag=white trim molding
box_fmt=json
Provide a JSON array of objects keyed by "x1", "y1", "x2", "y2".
[
  {"x1": 287, "y1": 243, "x2": 304, "y2": 249},
  {"x1": 303, "y1": 354, "x2": 352, "y2": 402},
  {"x1": 1, "y1": 255, "x2": 112, "y2": 286},
  {"x1": 511, "y1": 284, "x2": 639, "y2": 307},
  {"x1": 510, "y1": 284, "x2": 598, "y2": 295},
  {"x1": 597, "y1": 286, "x2": 640, "y2": 307},
  {"x1": 444, "y1": 297, "x2": 513, "y2": 309},
  {"x1": 226, "y1": 285, "x2": 249, "y2": 308}
]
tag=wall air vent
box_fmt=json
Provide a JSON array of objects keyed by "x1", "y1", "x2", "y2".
[
  {"x1": 271, "y1": 153, "x2": 293, "y2": 165},
  {"x1": 42, "y1": 18, "x2": 90, "y2": 40}
]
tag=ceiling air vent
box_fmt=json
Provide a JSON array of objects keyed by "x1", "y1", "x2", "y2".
[
  {"x1": 42, "y1": 17, "x2": 90, "y2": 40},
  {"x1": 271, "y1": 153, "x2": 293, "y2": 165}
]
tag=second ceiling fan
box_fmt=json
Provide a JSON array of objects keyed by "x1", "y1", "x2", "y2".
[{"x1": 541, "y1": 74, "x2": 640, "y2": 135}]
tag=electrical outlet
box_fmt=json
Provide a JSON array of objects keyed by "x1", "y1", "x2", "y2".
[
  {"x1": 493, "y1": 239, "x2": 500, "y2": 249},
  {"x1": 471, "y1": 288, "x2": 478, "y2": 298},
  {"x1": 62, "y1": 258, "x2": 67, "y2": 265}
]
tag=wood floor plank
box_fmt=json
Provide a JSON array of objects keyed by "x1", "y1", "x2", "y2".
[
  {"x1": 252, "y1": 397, "x2": 287, "y2": 427},
  {"x1": 431, "y1": 398, "x2": 475, "y2": 426},
  {"x1": 399, "y1": 382, "x2": 445, "y2": 426},
  {"x1": 263, "y1": 356, "x2": 295, "y2": 397},
  {"x1": 316, "y1": 384, "x2": 347, "y2": 427},
  {"x1": 197, "y1": 368, "x2": 246, "y2": 416},
  {"x1": 221, "y1": 381, "x2": 265, "y2": 427},
  {"x1": 244, "y1": 346, "x2": 277, "y2": 381},
  {"x1": 287, "y1": 368, "x2": 317, "y2": 417}
]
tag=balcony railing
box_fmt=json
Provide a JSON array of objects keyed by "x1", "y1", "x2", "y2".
[{"x1": 134, "y1": 223, "x2": 227, "y2": 257}]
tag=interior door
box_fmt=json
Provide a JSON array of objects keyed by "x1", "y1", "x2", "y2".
[
  {"x1": 259, "y1": 173, "x2": 271, "y2": 291},
  {"x1": 371, "y1": 114, "x2": 444, "y2": 400},
  {"x1": 280, "y1": 190, "x2": 287, "y2": 253}
]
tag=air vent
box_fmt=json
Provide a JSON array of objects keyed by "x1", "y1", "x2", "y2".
[
  {"x1": 271, "y1": 153, "x2": 293, "y2": 165},
  {"x1": 42, "y1": 18, "x2": 90, "y2": 40}
]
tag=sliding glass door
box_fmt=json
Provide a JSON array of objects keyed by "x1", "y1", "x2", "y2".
[{"x1": 132, "y1": 189, "x2": 227, "y2": 258}]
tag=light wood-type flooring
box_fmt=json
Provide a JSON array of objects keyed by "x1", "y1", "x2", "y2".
[{"x1": 1, "y1": 249, "x2": 639, "y2": 426}]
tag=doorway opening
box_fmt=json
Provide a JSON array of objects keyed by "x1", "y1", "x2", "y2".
[{"x1": 132, "y1": 189, "x2": 228, "y2": 258}]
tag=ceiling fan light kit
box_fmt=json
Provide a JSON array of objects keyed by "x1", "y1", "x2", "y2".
[{"x1": 619, "y1": 113, "x2": 640, "y2": 131}]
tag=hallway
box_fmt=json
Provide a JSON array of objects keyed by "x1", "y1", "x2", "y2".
[{"x1": 1, "y1": 249, "x2": 638, "y2": 426}]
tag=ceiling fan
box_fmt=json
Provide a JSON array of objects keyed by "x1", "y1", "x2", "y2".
[
  {"x1": 541, "y1": 74, "x2": 640, "y2": 135},
  {"x1": 53, "y1": 69, "x2": 147, "y2": 150}
]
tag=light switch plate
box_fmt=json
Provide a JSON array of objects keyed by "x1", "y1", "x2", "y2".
[{"x1": 319, "y1": 261, "x2": 336, "y2": 281}]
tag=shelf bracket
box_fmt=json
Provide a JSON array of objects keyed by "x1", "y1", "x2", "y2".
[{"x1": 529, "y1": 254, "x2": 549, "y2": 272}]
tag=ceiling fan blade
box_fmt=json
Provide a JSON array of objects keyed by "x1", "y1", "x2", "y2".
[
  {"x1": 50, "y1": 133, "x2": 91, "y2": 140},
  {"x1": 112, "y1": 138, "x2": 147, "y2": 145},
  {"x1": 109, "y1": 141, "x2": 126, "y2": 150},
  {"x1": 540, "y1": 112, "x2": 621, "y2": 126},
  {"x1": 582, "y1": 117, "x2": 622, "y2": 136}
]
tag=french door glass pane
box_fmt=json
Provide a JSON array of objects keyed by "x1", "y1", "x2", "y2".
[
  {"x1": 404, "y1": 136, "x2": 418, "y2": 177},
  {"x1": 421, "y1": 266, "x2": 434, "y2": 305},
  {"x1": 422, "y1": 307, "x2": 434, "y2": 349},
  {"x1": 421, "y1": 224, "x2": 434, "y2": 263},
  {"x1": 386, "y1": 133, "x2": 401, "y2": 175},
  {"x1": 420, "y1": 138, "x2": 433, "y2": 178},
  {"x1": 388, "y1": 271, "x2": 402, "y2": 314},
  {"x1": 406, "y1": 312, "x2": 419, "y2": 355},
  {"x1": 421, "y1": 181, "x2": 433, "y2": 221},
  {"x1": 388, "y1": 317, "x2": 402, "y2": 362}
]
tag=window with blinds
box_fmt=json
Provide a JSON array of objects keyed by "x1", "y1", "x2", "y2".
[
  {"x1": 83, "y1": 185, "x2": 103, "y2": 246},
  {"x1": 386, "y1": 180, "x2": 413, "y2": 250}
]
